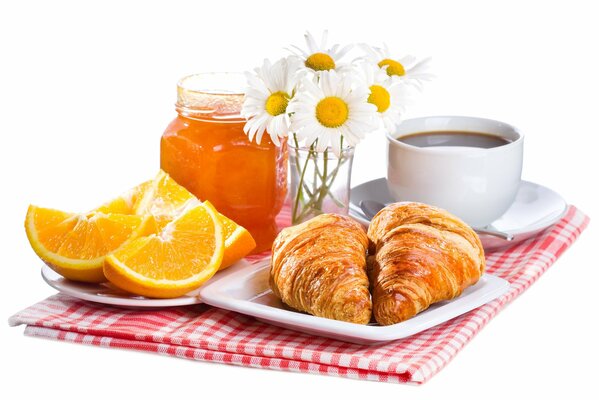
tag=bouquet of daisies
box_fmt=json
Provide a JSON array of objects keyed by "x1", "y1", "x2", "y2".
[{"x1": 241, "y1": 31, "x2": 432, "y2": 223}]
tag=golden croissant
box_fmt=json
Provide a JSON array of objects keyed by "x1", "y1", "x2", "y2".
[
  {"x1": 269, "y1": 214, "x2": 371, "y2": 324},
  {"x1": 367, "y1": 202, "x2": 485, "y2": 325}
]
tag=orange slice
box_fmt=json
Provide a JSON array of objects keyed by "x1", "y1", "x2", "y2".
[
  {"x1": 133, "y1": 170, "x2": 195, "y2": 231},
  {"x1": 95, "y1": 180, "x2": 152, "y2": 214},
  {"x1": 213, "y1": 205, "x2": 256, "y2": 270},
  {"x1": 25, "y1": 205, "x2": 144, "y2": 283},
  {"x1": 104, "y1": 201, "x2": 224, "y2": 298},
  {"x1": 133, "y1": 172, "x2": 256, "y2": 268}
]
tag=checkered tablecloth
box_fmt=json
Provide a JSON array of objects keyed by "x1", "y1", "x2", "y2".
[{"x1": 9, "y1": 205, "x2": 589, "y2": 384}]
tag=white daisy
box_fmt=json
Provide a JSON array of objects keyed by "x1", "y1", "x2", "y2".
[
  {"x1": 241, "y1": 57, "x2": 303, "y2": 145},
  {"x1": 356, "y1": 62, "x2": 411, "y2": 133},
  {"x1": 289, "y1": 30, "x2": 353, "y2": 73},
  {"x1": 288, "y1": 70, "x2": 378, "y2": 156},
  {"x1": 358, "y1": 43, "x2": 433, "y2": 90}
]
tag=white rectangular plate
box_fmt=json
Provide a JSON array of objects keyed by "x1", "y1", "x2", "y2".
[{"x1": 199, "y1": 260, "x2": 510, "y2": 345}]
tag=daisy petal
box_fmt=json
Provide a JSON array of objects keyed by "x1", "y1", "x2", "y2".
[{"x1": 305, "y1": 31, "x2": 319, "y2": 54}]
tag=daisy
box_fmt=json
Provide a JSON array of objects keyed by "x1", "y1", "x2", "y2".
[
  {"x1": 358, "y1": 43, "x2": 433, "y2": 90},
  {"x1": 288, "y1": 70, "x2": 378, "y2": 156},
  {"x1": 356, "y1": 62, "x2": 411, "y2": 133},
  {"x1": 241, "y1": 57, "x2": 302, "y2": 145},
  {"x1": 289, "y1": 30, "x2": 353, "y2": 73}
]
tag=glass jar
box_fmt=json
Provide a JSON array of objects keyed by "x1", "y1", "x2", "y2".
[{"x1": 160, "y1": 73, "x2": 288, "y2": 253}]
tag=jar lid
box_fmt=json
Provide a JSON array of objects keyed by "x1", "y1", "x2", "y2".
[{"x1": 176, "y1": 73, "x2": 245, "y2": 121}]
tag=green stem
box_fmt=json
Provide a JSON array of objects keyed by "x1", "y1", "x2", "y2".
[
  {"x1": 292, "y1": 143, "x2": 315, "y2": 223},
  {"x1": 292, "y1": 134, "x2": 314, "y2": 198},
  {"x1": 292, "y1": 134, "x2": 302, "y2": 176},
  {"x1": 315, "y1": 148, "x2": 328, "y2": 210},
  {"x1": 312, "y1": 144, "x2": 318, "y2": 197},
  {"x1": 295, "y1": 186, "x2": 345, "y2": 221},
  {"x1": 295, "y1": 192, "x2": 321, "y2": 221},
  {"x1": 319, "y1": 137, "x2": 347, "y2": 202},
  {"x1": 293, "y1": 137, "x2": 352, "y2": 223}
]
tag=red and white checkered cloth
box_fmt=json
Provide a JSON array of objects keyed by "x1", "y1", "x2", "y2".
[{"x1": 9, "y1": 205, "x2": 589, "y2": 384}]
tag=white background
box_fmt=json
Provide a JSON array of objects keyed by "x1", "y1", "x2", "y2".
[{"x1": 1, "y1": 0, "x2": 598, "y2": 398}]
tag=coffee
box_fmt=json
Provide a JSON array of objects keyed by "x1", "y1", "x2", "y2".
[{"x1": 398, "y1": 131, "x2": 512, "y2": 149}]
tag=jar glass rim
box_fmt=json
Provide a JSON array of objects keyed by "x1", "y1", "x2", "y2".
[
  {"x1": 177, "y1": 72, "x2": 246, "y2": 95},
  {"x1": 176, "y1": 72, "x2": 246, "y2": 121}
]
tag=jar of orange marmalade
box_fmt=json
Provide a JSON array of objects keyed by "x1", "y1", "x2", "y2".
[{"x1": 161, "y1": 73, "x2": 288, "y2": 253}]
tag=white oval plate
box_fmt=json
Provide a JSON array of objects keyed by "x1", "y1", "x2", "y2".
[
  {"x1": 41, "y1": 259, "x2": 251, "y2": 308},
  {"x1": 349, "y1": 178, "x2": 568, "y2": 251},
  {"x1": 199, "y1": 260, "x2": 510, "y2": 345}
]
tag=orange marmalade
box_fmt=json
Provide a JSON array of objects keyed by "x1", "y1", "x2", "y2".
[{"x1": 161, "y1": 73, "x2": 287, "y2": 253}]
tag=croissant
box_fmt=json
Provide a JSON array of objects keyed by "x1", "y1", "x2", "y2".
[
  {"x1": 367, "y1": 202, "x2": 485, "y2": 325},
  {"x1": 270, "y1": 214, "x2": 371, "y2": 324}
]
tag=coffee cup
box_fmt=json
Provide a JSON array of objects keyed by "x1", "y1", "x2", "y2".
[{"x1": 386, "y1": 116, "x2": 524, "y2": 227}]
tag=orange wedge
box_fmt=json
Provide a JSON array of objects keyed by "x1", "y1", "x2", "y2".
[
  {"x1": 214, "y1": 205, "x2": 256, "y2": 270},
  {"x1": 133, "y1": 170, "x2": 195, "y2": 231},
  {"x1": 104, "y1": 201, "x2": 224, "y2": 298},
  {"x1": 131, "y1": 172, "x2": 256, "y2": 268},
  {"x1": 25, "y1": 205, "x2": 144, "y2": 282},
  {"x1": 95, "y1": 180, "x2": 152, "y2": 214}
]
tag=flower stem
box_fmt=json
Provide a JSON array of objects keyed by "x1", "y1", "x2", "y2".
[
  {"x1": 293, "y1": 134, "x2": 314, "y2": 198},
  {"x1": 315, "y1": 148, "x2": 328, "y2": 210},
  {"x1": 292, "y1": 137, "x2": 350, "y2": 224},
  {"x1": 292, "y1": 143, "x2": 315, "y2": 223}
]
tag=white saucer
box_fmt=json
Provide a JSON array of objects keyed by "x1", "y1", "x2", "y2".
[
  {"x1": 349, "y1": 178, "x2": 568, "y2": 251},
  {"x1": 41, "y1": 259, "x2": 251, "y2": 308},
  {"x1": 199, "y1": 259, "x2": 510, "y2": 345}
]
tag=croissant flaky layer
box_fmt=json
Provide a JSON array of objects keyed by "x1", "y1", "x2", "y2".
[
  {"x1": 269, "y1": 214, "x2": 371, "y2": 324},
  {"x1": 367, "y1": 202, "x2": 486, "y2": 325}
]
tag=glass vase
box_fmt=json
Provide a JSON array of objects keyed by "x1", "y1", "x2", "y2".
[{"x1": 289, "y1": 142, "x2": 355, "y2": 225}]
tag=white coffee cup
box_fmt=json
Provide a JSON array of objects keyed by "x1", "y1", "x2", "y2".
[{"x1": 387, "y1": 116, "x2": 524, "y2": 227}]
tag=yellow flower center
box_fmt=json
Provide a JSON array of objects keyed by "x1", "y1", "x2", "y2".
[
  {"x1": 265, "y1": 91, "x2": 289, "y2": 116},
  {"x1": 305, "y1": 52, "x2": 336, "y2": 71},
  {"x1": 378, "y1": 58, "x2": 406, "y2": 77},
  {"x1": 315, "y1": 96, "x2": 349, "y2": 128},
  {"x1": 368, "y1": 85, "x2": 391, "y2": 113}
]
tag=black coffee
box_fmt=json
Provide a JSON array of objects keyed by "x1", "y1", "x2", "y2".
[{"x1": 398, "y1": 131, "x2": 512, "y2": 149}]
